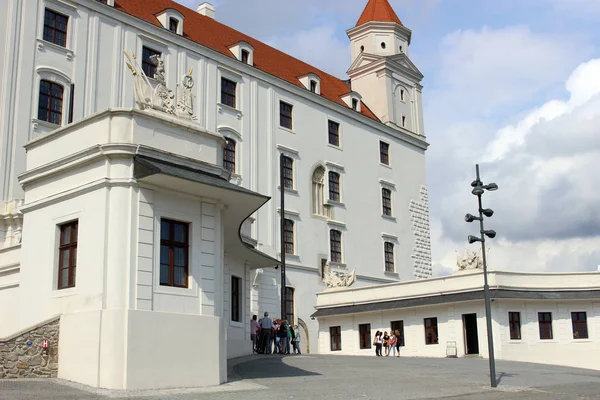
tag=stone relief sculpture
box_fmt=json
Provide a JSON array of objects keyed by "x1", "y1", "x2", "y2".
[
  {"x1": 323, "y1": 266, "x2": 357, "y2": 289},
  {"x1": 124, "y1": 50, "x2": 194, "y2": 116},
  {"x1": 455, "y1": 248, "x2": 489, "y2": 271},
  {"x1": 252, "y1": 268, "x2": 264, "y2": 289},
  {"x1": 176, "y1": 68, "x2": 197, "y2": 120}
]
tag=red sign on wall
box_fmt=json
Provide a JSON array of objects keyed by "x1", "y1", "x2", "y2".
[{"x1": 42, "y1": 339, "x2": 49, "y2": 349}]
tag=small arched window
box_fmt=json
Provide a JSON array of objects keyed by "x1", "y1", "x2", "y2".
[
  {"x1": 38, "y1": 80, "x2": 64, "y2": 125},
  {"x1": 310, "y1": 80, "x2": 317, "y2": 93},
  {"x1": 223, "y1": 138, "x2": 236, "y2": 173},
  {"x1": 169, "y1": 17, "x2": 179, "y2": 33},
  {"x1": 360, "y1": 45, "x2": 365, "y2": 52},
  {"x1": 400, "y1": 89, "x2": 405, "y2": 101},
  {"x1": 312, "y1": 167, "x2": 325, "y2": 215}
]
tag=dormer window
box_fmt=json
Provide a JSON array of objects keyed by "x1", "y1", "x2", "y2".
[
  {"x1": 169, "y1": 18, "x2": 179, "y2": 33},
  {"x1": 298, "y1": 73, "x2": 321, "y2": 95},
  {"x1": 154, "y1": 9, "x2": 184, "y2": 35},
  {"x1": 341, "y1": 91, "x2": 362, "y2": 112},
  {"x1": 229, "y1": 42, "x2": 254, "y2": 66}
]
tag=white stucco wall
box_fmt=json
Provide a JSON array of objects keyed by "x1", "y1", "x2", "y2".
[{"x1": 0, "y1": 0, "x2": 431, "y2": 357}]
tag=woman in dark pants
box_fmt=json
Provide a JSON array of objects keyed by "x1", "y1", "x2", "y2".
[
  {"x1": 374, "y1": 331, "x2": 383, "y2": 356},
  {"x1": 394, "y1": 329, "x2": 401, "y2": 357}
]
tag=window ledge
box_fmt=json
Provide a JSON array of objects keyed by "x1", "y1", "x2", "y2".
[
  {"x1": 284, "y1": 254, "x2": 300, "y2": 261},
  {"x1": 279, "y1": 125, "x2": 295, "y2": 134},
  {"x1": 382, "y1": 214, "x2": 397, "y2": 222},
  {"x1": 49, "y1": 288, "x2": 78, "y2": 299},
  {"x1": 384, "y1": 271, "x2": 399, "y2": 277},
  {"x1": 230, "y1": 320, "x2": 244, "y2": 329},
  {"x1": 36, "y1": 38, "x2": 74, "y2": 60},
  {"x1": 570, "y1": 339, "x2": 592, "y2": 343},
  {"x1": 327, "y1": 144, "x2": 342, "y2": 151},
  {"x1": 311, "y1": 214, "x2": 328, "y2": 221},
  {"x1": 217, "y1": 103, "x2": 243, "y2": 119},
  {"x1": 326, "y1": 200, "x2": 345, "y2": 208},
  {"x1": 154, "y1": 285, "x2": 197, "y2": 298},
  {"x1": 329, "y1": 262, "x2": 347, "y2": 269},
  {"x1": 380, "y1": 163, "x2": 392, "y2": 169},
  {"x1": 278, "y1": 186, "x2": 299, "y2": 195},
  {"x1": 31, "y1": 118, "x2": 61, "y2": 131}
]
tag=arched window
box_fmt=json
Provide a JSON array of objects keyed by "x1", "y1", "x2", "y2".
[
  {"x1": 223, "y1": 138, "x2": 236, "y2": 173},
  {"x1": 330, "y1": 230, "x2": 342, "y2": 263},
  {"x1": 312, "y1": 167, "x2": 325, "y2": 215},
  {"x1": 329, "y1": 171, "x2": 340, "y2": 202},
  {"x1": 384, "y1": 242, "x2": 394, "y2": 272},
  {"x1": 285, "y1": 287, "x2": 295, "y2": 323},
  {"x1": 382, "y1": 188, "x2": 392, "y2": 216},
  {"x1": 38, "y1": 80, "x2": 64, "y2": 125}
]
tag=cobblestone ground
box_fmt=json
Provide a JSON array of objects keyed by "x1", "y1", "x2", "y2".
[{"x1": 1, "y1": 355, "x2": 600, "y2": 400}]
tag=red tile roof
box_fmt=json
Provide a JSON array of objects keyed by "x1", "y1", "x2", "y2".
[
  {"x1": 355, "y1": 0, "x2": 403, "y2": 27},
  {"x1": 113, "y1": 0, "x2": 379, "y2": 122}
]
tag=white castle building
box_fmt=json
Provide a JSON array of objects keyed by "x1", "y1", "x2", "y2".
[{"x1": 0, "y1": 0, "x2": 431, "y2": 389}]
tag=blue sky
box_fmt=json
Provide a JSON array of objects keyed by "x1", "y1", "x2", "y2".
[{"x1": 176, "y1": 0, "x2": 600, "y2": 275}]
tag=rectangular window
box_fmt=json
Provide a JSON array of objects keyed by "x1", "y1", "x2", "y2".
[
  {"x1": 281, "y1": 155, "x2": 294, "y2": 189},
  {"x1": 43, "y1": 9, "x2": 68, "y2": 48},
  {"x1": 391, "y1": 320, "x2": 405, "y2": 346},
  {"x1": 384, "y1": 242, "x2": 394, "y2": 272},
  {"x1": 329, "y1": 172, "x2": 340, "y2": 202},
  {"x1": 221, "y1": 77, "x2": 237, "y2": 108},
  {"x1": 68, "y1": 83, "x2": 75, "y2": 124},
  {"x1": 571, "y1": 312, "x2": 588, "y2": 339},
  {"x1": 280, "y1": 101, "x2": 293, "y2": 129},
  {"x1": 58, "y1": 221, "x2": 78, "y2": 290},
  {"x1": 283, "y1": 219, "x2": 294, "y2": 255},
  {"x1": 285, "y1": 287, "x2": 295, "y2": 323},
  {"x1": 538, "y1": 312, "x2": 553, "y2": 340},
  {"x1": 380, "y1": 141, "x2": 389, "y2": 165},
  {"x1": 424, "y1": 317, "x2": 439, "y2": 345},
  {"x1": 310, "y1": 80, "x2": 317, "y2": 93},
  {"x1": 223, "y1": 138, "x2": 236, "y2": 173},
  {"x1": 359, "y1": 323, "x2": 371, "y2": 349},
  {"x1": 402, "y1": 116, "x2": 406, "y2": 127},
  {"x1": 231, "y1": 276, "x2": 241, "y2": 322},
  {"x1": 330, "y1": 326, "x2": 342, "y2": 351},
  {"x1": 508, "y1": 312, "x2": 521, "y2": 340},
  {"x1": 352, "y1": 98, "x2": 358, "y2": 111},
  {"x1": 160, "y1": 219, "x2": 189, "y2": 288},
  {"x1": 330, "y1": 230, "x2": 342, "y2": 263},
  {"x1": 169, "y1": 18, "x2": 179, "y2": 33},
  {"x1": 241, "y1": 50, "x2": 249, "y2": 64},
  {"x1": 382, "y1": 188, "x2": 392, "y2": 216},
  {"x1": 38, "y1": 80, "x2": 64, "y2": 125},
  {"x1": 328, "y1": 120, "x2": 340, "y2": 147},
  {"x1": 142, "y1": 46, "x2": 161, "y2": 78}
]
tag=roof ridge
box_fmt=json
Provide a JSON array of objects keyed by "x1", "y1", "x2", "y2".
[{"x1": 114, "y1": 0, "x2": 380, "y2": 121}]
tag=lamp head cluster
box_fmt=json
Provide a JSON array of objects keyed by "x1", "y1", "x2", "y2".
[{"x1": 466, "y1": 165, "x2": 498, "y2": 244}]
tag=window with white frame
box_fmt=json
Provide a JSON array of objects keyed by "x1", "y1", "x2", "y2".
[
  {"x1": 281, "y1": 156, "x2": 294, "y2": 189},
  {"x1": 328, "y1": 171, "x2": 340, "y2": 202},
  {"x1": 330, "y1": 230, "x2": 342, "y2": 263},
  {"x1": 43, "y1": 9, "x2": 68, "y2": 48},
  {"x1": 384, "y1": 242, "x2": 394, "y2": 272},
  {"x1": 38, "y1": 80, "x2": 64, "y2": 125},
  {"x1": 231, "y1": 276, "x2": 241, "y2": 322},
  {"x1": 283, "y1": 219, "x2": 295, "y2": 255}
]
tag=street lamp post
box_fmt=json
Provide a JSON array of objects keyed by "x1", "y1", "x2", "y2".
[{"x1": 465, "y1": 164, "x2": 498, "y2": 388}]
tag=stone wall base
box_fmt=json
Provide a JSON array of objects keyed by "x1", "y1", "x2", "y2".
[{"x1": 0, "y1": 317, "x2": 60, "y2": 379}]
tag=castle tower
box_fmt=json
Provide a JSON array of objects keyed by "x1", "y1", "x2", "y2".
[{"x1": 347, "y1": 0, "x2": 425, "y2": 135}]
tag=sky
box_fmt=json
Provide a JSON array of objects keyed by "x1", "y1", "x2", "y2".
[{"x1": 176, "y1": 0, "x2": 600, "y2": 276}]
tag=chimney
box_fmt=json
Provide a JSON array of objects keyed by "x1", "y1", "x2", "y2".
[{"x1": 197, "y1": 2, "x2": 215, "y2": 19}]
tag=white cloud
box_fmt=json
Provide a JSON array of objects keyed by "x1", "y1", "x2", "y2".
[{"x1": 431, "y1": 58, "x2": 600, "y2": 275}]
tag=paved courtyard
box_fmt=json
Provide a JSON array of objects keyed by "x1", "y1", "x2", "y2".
[{"x1": 1, "y1": 355, "x2": 600, "y2": 399}]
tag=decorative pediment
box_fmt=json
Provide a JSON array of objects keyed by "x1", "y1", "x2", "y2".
[
  {"x1": 347, "y1": 52, "x2": 383, "y2": 73},
  {"x1": 388, "y1": 53, "x2": 424, "y2": 79}
]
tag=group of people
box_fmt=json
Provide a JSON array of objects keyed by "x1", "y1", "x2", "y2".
[
  {"x1": 373, "y1": 330, "x2": 401, "y2": 357},
  {"x1": 250, "y1": 312, "x2": 301, "y2": 355}
]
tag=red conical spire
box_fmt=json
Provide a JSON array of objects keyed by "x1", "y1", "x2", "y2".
[{"x1": 355, "y1": 0, "x2": 402, "y2": 27}]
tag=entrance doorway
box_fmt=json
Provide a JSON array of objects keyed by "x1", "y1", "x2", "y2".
[{"x1": 462, "y1": 313, "x2": 479, "y2": 355}]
